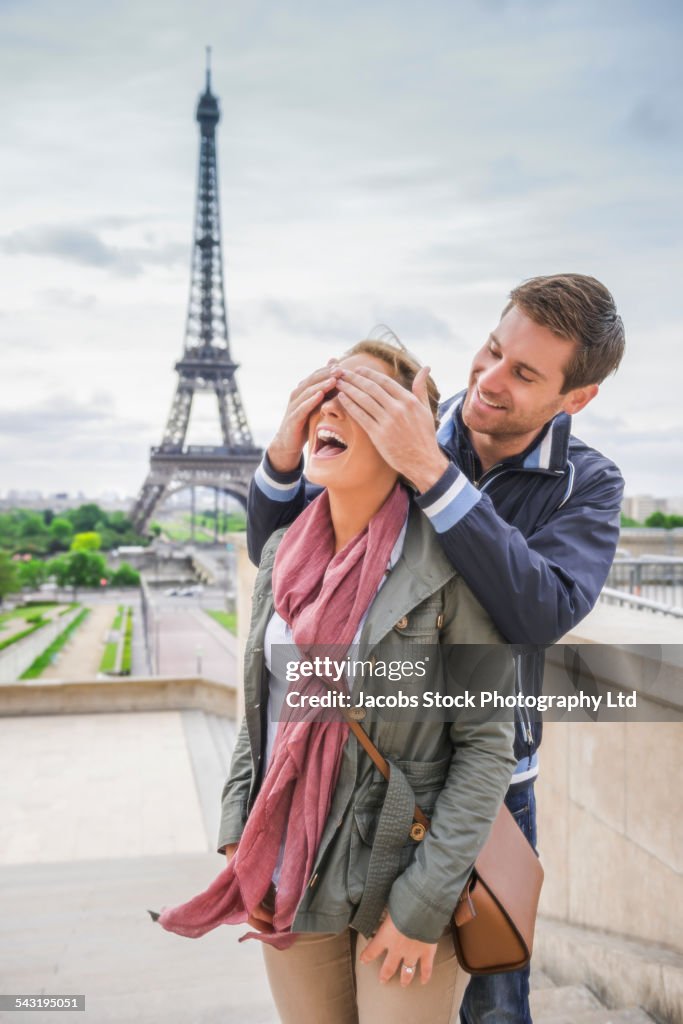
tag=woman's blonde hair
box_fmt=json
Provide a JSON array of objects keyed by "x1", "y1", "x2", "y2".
[{"x1": 342, "y1": 339, "x2": 440, "y2": 428}]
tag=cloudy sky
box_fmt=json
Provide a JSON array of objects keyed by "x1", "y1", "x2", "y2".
[{"x1": 1, "y1": 0, "x2": 681, "y2": 501}]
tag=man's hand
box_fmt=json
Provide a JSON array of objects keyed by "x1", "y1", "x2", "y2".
[
  {"x1": 267, "y1": 364, "x2": 341, "y2": 473},
  {"x1": 359, "y1": 911, "x2": 438, "y2": 986},
  {"x1": 336, "y1": 365, "x2": 448, "y2": 492},
  {"x1": 224, "y1": 843, "x2": 275, "y2": 934}
]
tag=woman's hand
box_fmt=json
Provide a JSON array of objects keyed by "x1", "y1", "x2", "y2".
[
  {"x1": 359, "y1": 911, "x2": 438, "y2": 986},
  {"x1": 267, "y1": 364, "x2": 341, "y2": 472},
  {"x1": 224, "y1": 843, "x2": 275, "y2": 934}
]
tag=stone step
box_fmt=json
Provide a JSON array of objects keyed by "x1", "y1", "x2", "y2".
[
  {"x1": 534, "y1": 1009, "x2": 654, "y2": 1024},
  {"x1": 534, "y1": 916, "x2": 682, "y2": 1024},
  {"x1": 181, "y1": 709, "x2": 236, "y2": 847},
  {"x1": 530, "y1": 967, "x2": 557, "y2": 989},
  {"x1": 205, "y1": 710, "x2": 237, "y2": 775},
  {"x1": 530, "y1": 984, "x2": 603, "y2": 1020}
]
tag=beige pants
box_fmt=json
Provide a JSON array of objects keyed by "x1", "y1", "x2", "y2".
[{"x1": 262, "y1": 925, "x2": 467, "y2": 1024}]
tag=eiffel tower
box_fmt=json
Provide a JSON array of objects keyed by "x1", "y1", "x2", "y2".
[{"x1": 131, "y1": 50, "x2": 261, "y2": 535}]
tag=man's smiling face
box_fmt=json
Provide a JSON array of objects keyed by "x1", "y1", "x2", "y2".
[{"x1": 462, "y1": 304, "x2": 592, "y2": 442}]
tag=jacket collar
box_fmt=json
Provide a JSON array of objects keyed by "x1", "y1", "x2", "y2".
[
  {"x1": 438, "y1": 390, "x2": 571, "y2": 476},
  {"x1": 256, "y1": 502, "x2": 458, "y2": 656},
  {"x1": 358, "y1": 501, "x2": 458, "y2": 653}
]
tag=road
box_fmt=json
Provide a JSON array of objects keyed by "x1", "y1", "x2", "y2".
[{"x1": 152, "y1": 594, "x2": 237, "y2": 684}]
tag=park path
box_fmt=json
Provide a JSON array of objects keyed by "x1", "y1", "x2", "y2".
[
  {"x1": 156, "y1": 604, "x2": 237, "y2": 684},
  {"x1": 41, "y1": 604, "x2": 117, "y2": 681}
]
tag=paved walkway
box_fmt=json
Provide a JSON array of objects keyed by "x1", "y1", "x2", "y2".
[
  {"x1": 0, "y1": 713, "x2": 207, "y2": 864},
  {"x1": 40, "y1": 605, "x2": 116, "y2": 681},
  {"x1": 0, "y1": 710, "x2": 277, "y2": 1024},
  {"x1": 156, "y1": 605, "x2": 237, "y2": 685}
]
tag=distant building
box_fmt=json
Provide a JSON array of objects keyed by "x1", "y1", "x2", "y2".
[{"x1": 622, "y1": 494, "x2": 669, "y2": 522}]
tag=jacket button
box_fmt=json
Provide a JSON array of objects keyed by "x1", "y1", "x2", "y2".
[
  {"x1": 348, "y1": 706, "x2": 366, "y2": 721},
  {"x1": 308, "y1": 872, "x2": 319, "y2": 889},
  {"x1": 394, "y1": 616, "x2": 409, "y2": 630}
]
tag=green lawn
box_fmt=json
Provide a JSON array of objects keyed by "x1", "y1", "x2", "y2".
[
  {"x1": 206, "y1": 609, "x2": 237, "y2": 635},
  {"x1": 99, "y1": 605, "x2": 133, "y2": 675},
  {"x1": 121, "y1": 607, "x2": 133, "y2": 674},
  {"x1": 99, "y1": 604, "x2": 122, "y2": 673},
  {"x1": 0, "y1": 603, "x2": 59, "y2": 627},
  {"x1": 157, "y1": 511, "x2": 246, "y2": 543},
  {"x1": 21, "y1": 608, "x2": 90, "y2": 679},
  {"x1": 0, "y1": 604, "x2": 60, "y2": 651}
]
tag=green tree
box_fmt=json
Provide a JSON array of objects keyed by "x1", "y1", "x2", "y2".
[
  {"x1": 43, "y1": 509, "x2": 55, "y2": 526},
  {"x1": 47, "y1": 555, "x2": 71, "y2": 588},
  {"x1": 70, "y1": 531, "x2": 102, "y2": 553},
  {"x1": 645, "y1": 511, "x2": 668, "y2": 529},
  {"x1": 17, "y1": 559, "x2": 48, "y2": 591},
  {"x1": 96, "y1": 527, "x2": 119, "y2": 551},
  {"x1": 19, "y1": 512, "x2": 49, "y2": 540},
  {"x1": 620, "y1": 514, "x2": 640, "y2": 527},
  {"x1": 67, "y1": 503, "x2": 104, "y2": 533},
  {"x1": 0, "y1": 553, "x2": 19, "y2": 605},
  {"x1": 48, "y1": 517, "x2": 74, "y2": 552},
  {"x1": 0, "y1": 512, "x2": 19, "y2": 548},
  {"x1": 62, "y1": 551, "x2": 108, "y2": 596},
  {"x1": 108, "y1": 511, "x2": 132, "y2": 534},
  {"x1": 110, "y1": 563, "x2": 140, "y2": 586}
]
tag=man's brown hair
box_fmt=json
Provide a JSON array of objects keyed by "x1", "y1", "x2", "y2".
[{"x1": 503, "y1": 274, "x2": 625, "y2": 392}]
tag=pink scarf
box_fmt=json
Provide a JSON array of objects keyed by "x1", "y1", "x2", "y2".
[{"x1": 153, "y1": 483, "x2": 409, "y2": 948}]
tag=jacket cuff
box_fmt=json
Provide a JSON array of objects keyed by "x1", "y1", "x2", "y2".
[
  {"x1": 216, "y1": 800, "x2": 248, "y2": 853},
  {"x1": 254, "y1": 453, "x2": 305, "y2": 503},
  {"x1": 416, "y1": 462, "x2": 481, "y2": 532},
  {"x1": 387, "y1": 873, "x2": 454, "y2": 943}
]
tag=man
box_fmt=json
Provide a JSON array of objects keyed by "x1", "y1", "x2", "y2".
[{"x1": 247, "y1": 273, "x2": 625, "y2": 1024}]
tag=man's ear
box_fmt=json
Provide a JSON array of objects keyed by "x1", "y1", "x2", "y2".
[{"x1": 560, "y1": 383, "x2": 599, "y2": 416}]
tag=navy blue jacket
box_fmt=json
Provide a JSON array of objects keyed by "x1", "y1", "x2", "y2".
[{"x1": 246, "y1": 391, "x2": 624, "y2": 763}]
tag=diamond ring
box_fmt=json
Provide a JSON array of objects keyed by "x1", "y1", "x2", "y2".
[{"x1": 402, "y1": 964, "x2": 415, "y2": 974}]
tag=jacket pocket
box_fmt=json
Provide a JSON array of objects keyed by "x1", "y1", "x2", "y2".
[
  {"x1": 345, "y1": 756, "x2": 450, "y2": 904},
  {"x1": 392, "y1": 598, "x2": 443, "y2": 640}
]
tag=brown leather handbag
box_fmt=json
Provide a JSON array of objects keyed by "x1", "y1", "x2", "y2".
[{"x1": 346, "y1": 714, "x2": 544, "y2": 975}]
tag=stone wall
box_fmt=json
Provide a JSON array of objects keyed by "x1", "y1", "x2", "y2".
[{"x1": 537, "y1": 604, "x2": 683, "y2": 955}]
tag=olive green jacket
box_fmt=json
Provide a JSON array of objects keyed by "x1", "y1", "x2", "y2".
[{"x1": 217, "y1": 502, "x2": 516, "y2": 942}]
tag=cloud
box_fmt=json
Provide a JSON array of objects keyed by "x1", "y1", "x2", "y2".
[
  {"x1": 624, "y1": 97, "x2": 674, "y2": 143},
  {"x1": 38, "y1": 289, "x2": 98, "y2": 310},
  {"x1": 0, "y1": 393, "x2": 149, "y2": 441},
  {"x1": 1, "y1": 225, "x2": 187, "y2": 277},
  {"x1": 258, "y1": 300, "x2": 363, "y2": 342},
  {"x1": 250, "y1": 298, "x2": 464, "y2": 350},
  {"x1": 366, "y1": 305, "x2": 465, "y2": 347}
]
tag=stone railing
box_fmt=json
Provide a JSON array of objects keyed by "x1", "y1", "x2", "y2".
[{"x1": 0, "y1": 675, "x2": 238, "y2": 718}]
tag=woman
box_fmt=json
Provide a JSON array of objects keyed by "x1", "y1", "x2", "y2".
[{"x1": 153, "y1": 340, "x2": 516, "y2": 1024}]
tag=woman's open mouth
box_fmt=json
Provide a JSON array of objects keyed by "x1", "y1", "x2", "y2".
[{"x1": 313, "y1": 427, "x2": 349, "y2": 459}]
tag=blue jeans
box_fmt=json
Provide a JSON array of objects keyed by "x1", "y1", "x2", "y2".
[{"x1": 459, "y1": 781, "x2": 537, "y2": 1024}]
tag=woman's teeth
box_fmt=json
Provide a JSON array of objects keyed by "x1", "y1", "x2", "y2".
[{"x1": 315, "y1": 428, "x2": 348, "y2": 457}]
